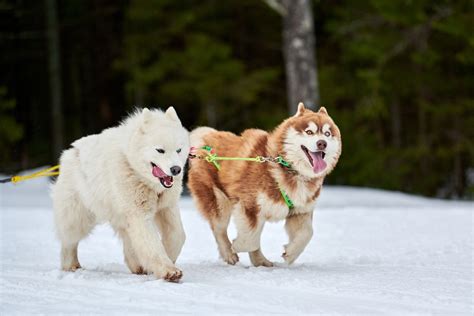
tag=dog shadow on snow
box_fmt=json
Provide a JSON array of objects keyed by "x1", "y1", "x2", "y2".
[{"x1": 52, "y1": 260, "x2": 371, "y2": 285}]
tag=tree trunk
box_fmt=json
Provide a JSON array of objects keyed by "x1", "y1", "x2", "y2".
[
  {"x1": 275, "y1": 0, "x2": 320, "y2": 113},
  {"x1": 45, "y1": 0, "x2": 64, "y2": 159}
]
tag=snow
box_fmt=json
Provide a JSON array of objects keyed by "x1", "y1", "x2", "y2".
[{"x1": 1, "y1": 173, "x2": 473, "y2": 315}]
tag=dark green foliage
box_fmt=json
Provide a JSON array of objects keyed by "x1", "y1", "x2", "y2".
[
  {"x1": 317, "y1": 0, "x2": 474, "y2": 198},
  {"x1": 115, "y1": 0, "x2": 283, "y2": 130},
  {"x1": 0, "y1": 0, "x2": 472, "y2": 198},
  {"x1": 0, "y1": 86, "x2": 23, "y2": 166}
]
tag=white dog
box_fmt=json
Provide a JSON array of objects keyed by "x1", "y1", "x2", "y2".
[{"x1": 52, "y1": 107, "x2": 189, "y2": 282}]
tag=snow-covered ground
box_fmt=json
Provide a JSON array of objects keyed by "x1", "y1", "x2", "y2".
[{"x1": 1, "y1": 173, "x2": 473, "y2": 315}]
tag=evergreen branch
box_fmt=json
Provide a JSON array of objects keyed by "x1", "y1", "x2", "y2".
[
  {"x1": 263, "y1": 0, "x2": 287, "y2": 16},
  {"x1": 379, "y1": 6, "x2": 453, "y2": 68},
  {"x1": 336, "y1": 15, "x2": 386, "y2": 36}
]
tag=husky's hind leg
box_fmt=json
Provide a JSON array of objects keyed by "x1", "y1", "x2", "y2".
[
  {"x1": 249, "y1": 248, "x2": 273, "y2": 267},
  {"x1": 231, "y1": 203, "x2": 273, "y2": 267},
  {"x1": 192, "y1": 184, "x2": 239, "y2": 265},
  {"x1": 208, "y1": 187, "x2": 239, "y2": 264}
]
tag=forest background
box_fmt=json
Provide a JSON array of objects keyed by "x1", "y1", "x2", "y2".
[{"x1": 1, "y1": 0, "x2": 472, "y2": 198}]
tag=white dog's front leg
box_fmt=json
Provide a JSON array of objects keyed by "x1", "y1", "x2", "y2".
[
  {"x1": 283, "y1": 212, "x2": 314, "y2": 264},
  {"x1": 154, "y1": 206, "x2": 186, "y2": 263},
  {"x1": 126, "y1": 213, "x2": 182, "y2": 282},
  {"x1": 118, "y1": 229, "x2": 146, "y2": 275}
]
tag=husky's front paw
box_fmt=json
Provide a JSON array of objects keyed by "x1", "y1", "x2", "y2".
[
  {"x1": 252, "y1": 257, "x2": 274, "y2": 267},
  {"x1": 156, "y1": 265, "x2": 183, "y2": 282},
  {"x1": 223, "y1": 252, "x2": 239, "y2": 265},
  {"x1": 249, "y1": 250, "x2": 273, "y2": 267},
  {"x1": 282, "y1": 244, "x2": 300, "y2": 265}
]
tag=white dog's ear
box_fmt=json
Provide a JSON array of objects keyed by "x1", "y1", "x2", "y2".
[
  {"x1": 165, "y1": 106, "x2": 181, "y2": 124},
  {"x1": 318, "y1": 107, "x2": 328, "y2": 115},
  {"x1": 142, "y1": 108, "x2": 152, "y2": 124},
  {"x1": 294, "y1": 102, "x2": 306, "y2": 117}
]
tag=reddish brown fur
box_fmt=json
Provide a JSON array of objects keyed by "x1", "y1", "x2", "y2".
[
  {"x1": 189, "y1": 107, "x2": 340, "y2": 224},
  {"x1": 188, "y1": 105, "x2": 341, "y2": 265}
]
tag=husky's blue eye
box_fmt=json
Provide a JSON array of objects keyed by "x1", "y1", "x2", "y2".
[
  {"x1": 176, "y1": 148, "x2": 182, "y2": 153},
  {"x1": 156, "y1": 148, "x2": 165, "y2": 154}
]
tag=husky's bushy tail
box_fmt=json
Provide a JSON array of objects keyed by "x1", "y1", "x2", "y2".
[{"x1": 190, "y1": 127, "x2": 216, "y2": 148}]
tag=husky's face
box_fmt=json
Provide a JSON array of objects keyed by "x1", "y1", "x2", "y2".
[
  {"x1": 129, "y1": 107, "x2": 189, "y2": 189},
  {"x1": 281, "y1": 103, "x2": 341, "y2": 179}
]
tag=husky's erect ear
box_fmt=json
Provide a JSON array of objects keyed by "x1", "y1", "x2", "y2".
[
  {"x1": 318, "y1": 107, "x2": 328, "y2": 115},
  {"x1": 294, "y1": 102, "x2": 306, "y2": 117},
  {"x1": 165, "y1": 106, "x2": 181, "y2": 124}
]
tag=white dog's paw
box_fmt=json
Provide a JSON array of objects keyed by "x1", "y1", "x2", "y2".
[
  {"x1": 62, "y1": 262, "x2": 82, "y2": 272},
  {"x1": 131, "y1": 266, "x2": 147, "y2": 275},
  {"x1": 154, "y1": 264, "x2": 183, "y2": 282}
]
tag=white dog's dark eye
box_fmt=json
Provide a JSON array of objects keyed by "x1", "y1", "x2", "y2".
[
  {"x1": 305, "y1": 130, "x2": 314, "y2": 135},
  {"x1": 156, "y1": 148, "x2": 165, "y2": 154},
  {"x1": 176, "y1": 148, "x2": 182, "y2": 153},
  {"x1": 324, "y1": 131, "x2": 331, "y2": 137}
]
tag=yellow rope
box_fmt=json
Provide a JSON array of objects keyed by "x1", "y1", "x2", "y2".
[{"x1": 9, "y1": 165, "x2": 60, "y2": 184}]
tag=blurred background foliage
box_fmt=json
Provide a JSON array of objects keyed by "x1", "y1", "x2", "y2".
[{"x1": 0, "y1": 0, "x2": 472, "y2": 198}]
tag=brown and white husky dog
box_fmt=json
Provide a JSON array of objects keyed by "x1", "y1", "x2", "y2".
[{"x1": 188, "y1": 103, "x2": 341, "y2": 267}]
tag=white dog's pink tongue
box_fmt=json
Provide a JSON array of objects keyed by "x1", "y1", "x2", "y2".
[
  {"x1": 152, "y1": 165, "x2": 167, "y2": 178},
  {"x1": 163, "y1": 177, "x2": 173, "y2": 187},
  {"x1": 310, "y1": 151, "x2": 327, "y2": 173}
]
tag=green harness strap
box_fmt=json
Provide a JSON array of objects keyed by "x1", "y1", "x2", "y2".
[
  {"x1": 196, "y1": 146, "x2": 295, "y2": 209},
  {"x1": 279, "y1": 186, "x2": 295, "y2": 209}
]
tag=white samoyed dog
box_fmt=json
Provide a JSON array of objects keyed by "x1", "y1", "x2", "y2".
[{"x1": 51, "y1": 107, "x2": 189, "y2": 282}]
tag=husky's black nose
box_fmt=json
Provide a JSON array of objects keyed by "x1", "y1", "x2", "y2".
[
  {"x1": 317, "y1": 140, "x2": 327, "y2": 150},
  {"x1": 170, "y1": 166, "x2": 181, "y2": 176}
]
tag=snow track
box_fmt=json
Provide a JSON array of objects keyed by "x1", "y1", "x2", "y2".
[{"x1": 1, "y1": 175, "x2": 472, "y2": 314}]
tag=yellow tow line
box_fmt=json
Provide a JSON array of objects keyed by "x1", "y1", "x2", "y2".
[{"x1": 0, "y1": 165, "x2": 60, "y2": 184}]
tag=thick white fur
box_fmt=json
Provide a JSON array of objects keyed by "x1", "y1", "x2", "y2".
[
  {"x1": 51, "y1": 107, "x2": 189, "y2": 281},
  {"x1": 283, "y1": 212, "x2": 313, "y2": 264},
  {"x1": 283, "y1": 126, "x2": 341, "y2": 179}
]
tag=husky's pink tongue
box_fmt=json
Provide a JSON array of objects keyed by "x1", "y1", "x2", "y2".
[
  {"x1": 152, "y1": 165, "x2": 167, "y2": 178},
  {"x1": 309, "y1": 151, "x2": 327, "y2": 173}
]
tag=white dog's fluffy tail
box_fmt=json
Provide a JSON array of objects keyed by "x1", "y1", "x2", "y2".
[{"x1": 190, "y1": 127, "x2": 216, "y2": 148}]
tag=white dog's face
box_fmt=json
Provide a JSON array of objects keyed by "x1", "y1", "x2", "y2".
[
  {"x1": 281, "y1": 104, "x2": 341, "y2": 179},
  {"x1": 128, "y1": 107, "x2": 189, "y2": 189}
]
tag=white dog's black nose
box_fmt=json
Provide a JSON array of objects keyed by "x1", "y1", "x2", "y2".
[{"x1": 170, "y1": 166, "x2": 181, "y2": 176}]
